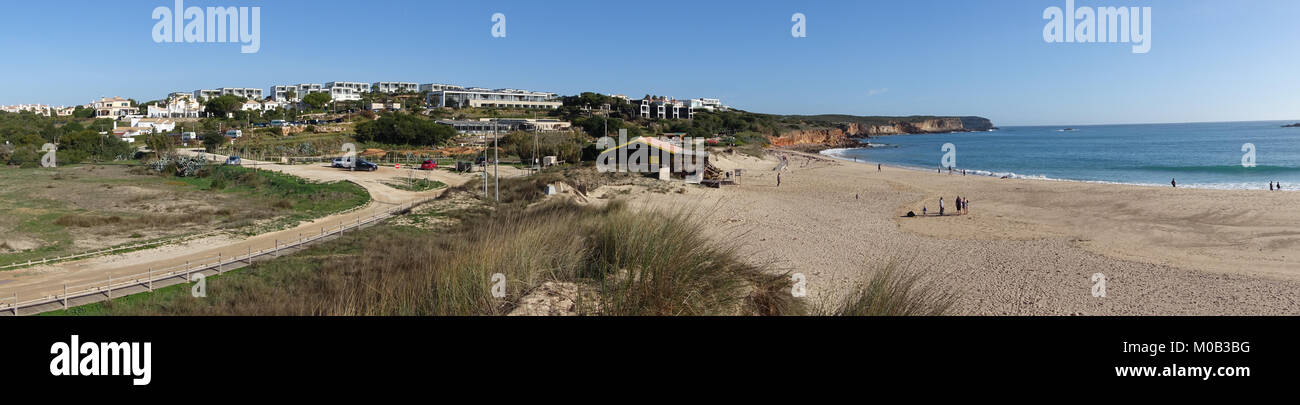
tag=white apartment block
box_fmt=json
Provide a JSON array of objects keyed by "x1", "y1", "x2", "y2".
[
  {"x1": 430, "y1": 88, "x2": 561, "y2": 109},
  {"x1": 194, "y1": 87, "x2": 264, "y2": 101},
  {"x1": 272, "y1": 83, "x2": 324, "y2": 102},
  {"x1": 325, "y1": 82, "x2": 369, "y2": 101},
  {"x1": 419, "y1": 83, "x2": 465, "y2": 93},
  {"x1": 372, "y1": 82, "x2": 418, "y2": 93},
  {"x1": 637, "y1": 97, "x2": 697, "y2": 119}
]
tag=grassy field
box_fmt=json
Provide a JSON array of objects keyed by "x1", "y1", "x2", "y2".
[{"x1": 0, "y1": 163, "x2": 368, "y2": 267}]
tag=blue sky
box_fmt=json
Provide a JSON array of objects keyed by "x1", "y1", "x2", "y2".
[{"x1": 1, "y1": 0, "x2": 1297, "y2": 126}]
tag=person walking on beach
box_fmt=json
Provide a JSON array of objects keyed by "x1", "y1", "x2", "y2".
[
  {"x1": 1171, "y1": 178, "x2": 1177, "y2": 188},
  {"x1": 878, "y1": 163, "x2": 882, "y2": 172},
  {"x1": 939, "y1": 197, "x2": 945, "y2": 216},
  {"x1": 1271, "y1": 181, "x2": 1275, "y2": 191},
  {"x1": 923, "y1": 206, "x2": 927, "y2": 216},
  {"x1": 776, "y1": 172, "x2": 782, "y2": 187}
]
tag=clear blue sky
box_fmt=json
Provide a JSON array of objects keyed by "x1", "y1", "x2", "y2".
[{"x1": 1, "y1": 0, "x2": 1297, "y2": 125}]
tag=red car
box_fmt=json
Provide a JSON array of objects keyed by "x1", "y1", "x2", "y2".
[{"x1": 419, "y1": 160, "x2": 438, "y2": 170}]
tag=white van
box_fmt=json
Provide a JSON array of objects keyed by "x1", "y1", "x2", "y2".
[{"x1": 225, "y1": 129, "x2": 242, "y2": 138}]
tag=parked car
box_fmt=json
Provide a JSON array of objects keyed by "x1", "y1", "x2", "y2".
[
  {"x1": 475, "y1": 156, "x2": 487, "y2": 166},
  {"x1": 351, "y1": 158, "x2": 378, "y2": 171},
  {"x1": 225, "y1": 156, "x2": 241, "y2": 165},
  {"x1": 224, "y1": 129, "x2": 242, "y2": 138},
  {"x1": 419, "y1": 160, "x2": 438, "y2": 170},
  {"x1": 332, "y1": 157, "x2": 349, "y2": 168}
]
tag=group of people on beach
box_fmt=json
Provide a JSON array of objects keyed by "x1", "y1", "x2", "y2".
[
  {"x1": 916, "y1": 196, "x2": 970, "y2": 217},
  {"x1": 1270, "y1": 181, "x2": 1284, "y2": 191}
]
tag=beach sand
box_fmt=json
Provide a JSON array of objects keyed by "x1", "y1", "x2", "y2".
[{"x1": 629, "y1": 150, "x2": 1300, "y2": 315}]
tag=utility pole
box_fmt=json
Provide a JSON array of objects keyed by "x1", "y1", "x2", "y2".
[{"x1": 494, "y1": 122, "x2": 499, "y2": 202}]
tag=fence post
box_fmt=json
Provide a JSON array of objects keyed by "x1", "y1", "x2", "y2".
[
  {"x1": 12, "y1": 293, "x2": 16, "y2": 316},
  {"x1": 186, "y1": 260, "x2": 190, "y2": 280},
  {"x1": 218, "y1": 252, "x2": 222, "y2": 273},
  {"x1": 247, "y1": 246, "x2": 252, "y2": 264},
  {"x1": 274, "y1": 240, "x2": 278, "y2": 257},
  {"x1": 63, "y1": 284, "x2": 68, "y2": 309},
  {"x1": 107, "y1": 274, "x2": 112, "y2": 299},
  {"x1": 148, "y1": 268, "x2": 153, "y2": 291}
]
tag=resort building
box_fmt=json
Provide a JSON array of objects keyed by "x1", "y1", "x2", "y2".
[
  {"x1": 372, "y1": 82, "x2": 418, "y2": 94},
  {"x1": 687, "y1": 98, "x2": 726, "y2": 112},
  {"x1": 193, "y1": 88, "x2": 263, "y2": 101},
  {"x1": 419, "y1": 83, "x2": 465, "y2": 93},
  {"x1": 147, "y1": 94, "x2": 203, "y2": 118},
  {"x1": 637, "y1": 97, "x2": 696, "y2": 119},
  {"x1": 428, "y1": 88, "x2": 561, "y2": 109},
  {"x1": 93, "y1": 97, "x2": 138, "y2": 118},
  {"x1": 271, "y1": 83, "x2": 324, "y2": 102},
  {"x1": 325, "y1": 82, "x2": 369, "y2": 101},
  {"x1": 479, "y1": 118, "x2": 572, "y2": 132},
  {"x1": 0, "y1": 104, "x2": 63, "y2": 116},
  {"x1": 436, "y1": 120, "x2": 511, "y2": 135}
]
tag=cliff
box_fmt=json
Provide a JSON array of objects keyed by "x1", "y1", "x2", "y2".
[{"x1": 769, "y1": 116, "x2": 994, "y2": 148}]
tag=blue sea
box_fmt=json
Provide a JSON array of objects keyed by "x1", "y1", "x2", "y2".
[{"x1": 822, "y1": 121, "x2": 1300, "y2": 190}]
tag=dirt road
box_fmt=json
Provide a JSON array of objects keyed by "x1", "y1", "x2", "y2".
[{"x1": 0, "y1": 151, "x2": 480, "y2": 312}]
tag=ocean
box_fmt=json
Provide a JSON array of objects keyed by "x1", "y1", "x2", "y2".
[{"x1": 822, "y1": 121, "x2": 1300, "y2": 190}]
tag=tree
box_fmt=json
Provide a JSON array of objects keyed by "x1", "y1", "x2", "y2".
[
  {"x1": 72, "y1": 106, "x2": 95, "y2": 119},
  {"x1": 302, "y1": 92, "x2": 332, "y2": 110},
  {"x1": 353, "y1": 113, "x2": 456, "y2": 146},
  {"x1": 204, "y1": 95, "x2": 245, "y2": 117},
  {"x1": 201, "y1": 132, "x2": 225, "y2": 153}
]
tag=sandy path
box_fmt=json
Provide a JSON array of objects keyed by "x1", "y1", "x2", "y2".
[
  {"x1": 0, "y1": 151, "x2": 476, "y2": 307},
  {"x1": 632, "y1": 150, "x2": 1300, "y2": 315}
]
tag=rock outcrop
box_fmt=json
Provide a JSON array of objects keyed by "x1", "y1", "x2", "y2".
[{"x1": 770, "y1": 116, "x2": 993, "y2": 149}]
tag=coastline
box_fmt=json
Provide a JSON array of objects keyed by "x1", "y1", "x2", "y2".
[
  {"x1": 628, "y1": 149, "x2": 1300, "y2": 315},
  {"x1": 818, "y1": 146, "x2": 1298, "y2": 191}
]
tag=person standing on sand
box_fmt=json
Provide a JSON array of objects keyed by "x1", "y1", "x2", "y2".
[
  {"x1": 1271, "y1": 182, "x2": 1275, "y2": 191},
  {"x1": 878, "y1": 163, "x2": 882, "y2": 171},
  {"x1": 1171, "y1": 178, "x2": 1177, "y2": 188},
  {"x1": 776, "y1": 172, "x2": 781, "y2": 187},
  {"x1": 923, "y1": 206, "x2": 927, "y2": 216},
  {"x1": 939, "y1": 197, "x2": 945, "y2": 216}
]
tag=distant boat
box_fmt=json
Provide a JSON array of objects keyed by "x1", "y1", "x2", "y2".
[
  {"x1": 1057, "y1": 128, "x2": 1078, "y2": 132},
  {"x1": 1282, "y1": 123, "x2": 1300, "y2": 128}
]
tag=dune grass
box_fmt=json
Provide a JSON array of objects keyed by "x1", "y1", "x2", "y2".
[
  {"x1": 817, "y1": 260, "x2": 960, "y2": 316},
  {"x1": 48, "y1": 195, "x2": 801, "y2": 316}
]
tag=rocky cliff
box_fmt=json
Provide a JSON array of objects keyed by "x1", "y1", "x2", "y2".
[{"x1": 770, "y1": 116, "x2": 993, "y2": 148}]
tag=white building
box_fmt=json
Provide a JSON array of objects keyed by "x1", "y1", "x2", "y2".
[
  {"x1": 147, "y1": 93, "x2": 203, "y2": 118},
  {"x1": 688, "y1": 98, "x2": 726, "y2": 112},
  {"x1": 271, "y1": 83, "x2": 324, "y2": 102},
  {"x1": 0, "y1": 104, "x2": 63, "y2": 116},
  {"x1": 325, "y1": 82, "x2": 369, "y2": 101},
  {"x1": 193, "y1": 87, "x2": 263, "y2": 101},
  {"x1": 372, "y1": 82, "x2": 418, "y2": 93},
  {"x1": 429, "y1": 88, "x2": 561, "y2": 109},
  {"x1": 93, "y1": 97, "x2": 138, "y2": 118},
  {"x1": 129, "y1": 118, "x2": 176, "y2": 133},
  {"x1": 419, "y1": 83, "x2": 465, "y2": 93}
]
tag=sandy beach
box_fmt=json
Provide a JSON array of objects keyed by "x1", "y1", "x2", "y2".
[{"x1": 629, "y1": 149, "x2": 1300, "y2": 315}]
